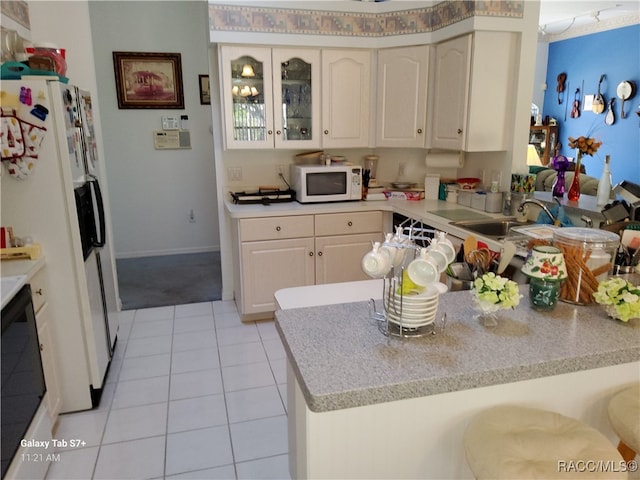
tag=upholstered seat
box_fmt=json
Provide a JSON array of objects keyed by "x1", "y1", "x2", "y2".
[
  {"x1": 608, "y1": 383, "x2": 640, "y2": 462},
  {"x1": 464, "y1": 405, "x2": 626, "y2": 479},
  {"x1": 533, "y1": 168, "x2": 599, "y2": 195}
]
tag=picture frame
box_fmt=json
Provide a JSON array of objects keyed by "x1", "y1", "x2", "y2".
[
  {"x1": 198, "y1": 74, "x2": 211, "y2": 105},
  {"x1": 113, "y1": 52, "x2": 184, "y2": 109}
]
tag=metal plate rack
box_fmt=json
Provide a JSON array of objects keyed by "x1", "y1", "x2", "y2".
[{"x1": 369, "y1": 220, "x2": 447, "y2": 338}]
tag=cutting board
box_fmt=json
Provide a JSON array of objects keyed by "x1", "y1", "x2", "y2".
[{"x1": 431, "y1": 209, "x2": 492, "y2": 221}]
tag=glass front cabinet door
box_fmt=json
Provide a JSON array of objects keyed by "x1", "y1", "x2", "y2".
[
  {"x1": 272, "y1": 49, "x2": 320, "y2": 149},
  {"x1": 220, "y1": 46, "x2": 273, "y2": 149},
  {"x1": 220, "y1": 46, "x2": 320, "y2": 149}
]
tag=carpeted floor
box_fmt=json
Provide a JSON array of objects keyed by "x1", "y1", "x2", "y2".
[{"x1": 116, "y1": 252, "x2": 222, "y2": 310}]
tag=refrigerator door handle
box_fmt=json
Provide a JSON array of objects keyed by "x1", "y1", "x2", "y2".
[{"x1": 88, "y1": 175, "x2": 106, "y2": 248}]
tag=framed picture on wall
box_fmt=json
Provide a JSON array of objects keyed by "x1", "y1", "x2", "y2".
[
  {"x1": 199, "y1": 74, "x2": 211, "y2": 105},
  {"x1": 113, "y1": 51, "x2": 184, "y2": 109}
]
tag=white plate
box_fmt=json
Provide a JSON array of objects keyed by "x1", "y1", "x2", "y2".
[
  {"x1": 385, "y1": 299, "x2": 439, "y2": 311},
  {"x1": 384, "y1": 298, "x2": 439, "y2": 312},
  {"x1": 385, "y1": 282, "x2": 447, "y2": 300},
  {"x1": 384, "y1": 306, "x2": 439, "y2": 320},
  {"x1": 385, "y1": 290, "x2": 440, "y2": 302},
  {"x1": 385, "y1": 300, "x2": 438, "y2": 312},
  {"x1": 386, "y1": 310, "x2": 437, "y2": 327}
]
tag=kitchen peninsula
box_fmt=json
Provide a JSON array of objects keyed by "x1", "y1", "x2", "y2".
[{"x1": 275, "y1": 283, "x2": 639, "y2": 479}]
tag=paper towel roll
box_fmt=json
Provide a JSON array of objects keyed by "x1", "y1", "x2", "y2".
[{"x1": 425, "y1": 151, "x2": 464, "y2": 168}]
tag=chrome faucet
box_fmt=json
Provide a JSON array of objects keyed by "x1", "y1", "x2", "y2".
[{"x1": 517, "y1": 198, "x2": 559, "y2": 224}]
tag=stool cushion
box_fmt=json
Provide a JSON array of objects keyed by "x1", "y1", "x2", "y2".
[
  {"x1": 608, "y1": 383, "x2": 640, "y2": 453},
  {"x1": 464, "y1": 405, "x2": 625, "y2": 479}
]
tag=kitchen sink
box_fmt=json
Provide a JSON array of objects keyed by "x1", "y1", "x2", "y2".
[{"x1": 449, "y1": 218, "x2": 535, "y2": 239}]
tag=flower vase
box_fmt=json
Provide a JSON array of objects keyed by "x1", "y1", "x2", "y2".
[
  {"x1": 551, "y1": 154, "x2": 569, "y2": 198},
  {"x1": 568, "y1": 152, "x2": 582, "y2": 201},
  {"x1": 552, "y1": 170, "x2": 566, "y2": 198},
  {"x1": 474, "y1": 299, "x2": 501, "y2": 327}
]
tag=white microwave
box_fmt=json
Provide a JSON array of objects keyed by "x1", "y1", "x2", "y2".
[{"x1": 290, "y1": 164, "x2": 363, "y2": 203}]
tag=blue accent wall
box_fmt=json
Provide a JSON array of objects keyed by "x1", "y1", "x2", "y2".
[{"x1": 543, "y1": 24, "x2": 640, "y2": 186}]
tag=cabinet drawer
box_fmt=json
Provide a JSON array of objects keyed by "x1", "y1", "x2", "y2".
[
  {"x1": 315, "y1": 211, "x2": 383, "y2": 236},
  {"x1": 239, "y1": 215, "x2": 314, "y2": 242},
  {"x1": 30, "y1": 269, "x2": 47, "y2": 314}
]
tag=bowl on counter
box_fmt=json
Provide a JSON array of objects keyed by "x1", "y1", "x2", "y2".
[
  {"x1": 390, "y1": 182, "x2": 417, "y2": 189},
  {"x1": 456, "y1": 177, "x2": 481, "y2": 190}
]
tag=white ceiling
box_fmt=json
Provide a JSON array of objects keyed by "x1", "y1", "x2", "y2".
[{"x1": 539, "y1": 0, "x2": 640, "y2": 36}]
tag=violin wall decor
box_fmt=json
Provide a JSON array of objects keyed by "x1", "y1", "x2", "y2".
[
  {"x1": 570, "y1": 88, "x2": 581, "y2": 118},
  {"x1": 556, "y1": 72, "x2": 566, "y2": 104}
]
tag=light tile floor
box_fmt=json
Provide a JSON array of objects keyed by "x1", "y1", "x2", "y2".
[{"x1": 45, "y1": 301, "x2": 291, "y2": 480}]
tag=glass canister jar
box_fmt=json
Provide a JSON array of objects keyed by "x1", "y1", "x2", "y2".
[{"x1": 552, "y1": 228, "x2": 620, "y2": 305}]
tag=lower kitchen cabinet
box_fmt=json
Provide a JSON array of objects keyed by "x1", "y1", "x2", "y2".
[
  {"x1": 315, "y1": 233, "x2": 381, "y2": 284},
  {"x1": 314, "y1": 211, "x2": 383, "y2": 284},
  {"x1": 31, "y1": 269, "x2": 61, "y2": 425},
  {"x1": 35, "y1": 303, "x2": 61, "y2": 424},
  {"x1": 234, "y1": 211, "x2": 383, "y2": 320},
  {"x1": 240, "y1": 237, "x2": 315, "y2": 315}
]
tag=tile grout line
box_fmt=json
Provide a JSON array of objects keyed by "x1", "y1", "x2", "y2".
[
  {"x1": 257, "y1": 321, "x2": 288, "y2": 414},
  {"x1": 162, "y1": 305, "x2": 177, "y2": 479},
  {"x1": 212, "y1": 302, "x2": 240, "y2": 480}
]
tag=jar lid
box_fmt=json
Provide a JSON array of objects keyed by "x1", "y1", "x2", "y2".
[
  {"x1": 34, "y1": 42, "x2": 60, "y2": 50},
  {"x1": 553, "y1": 227, "x2": 620, "y2": 247}
]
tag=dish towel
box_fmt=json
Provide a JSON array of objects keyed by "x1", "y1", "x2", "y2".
[{"x1": 536, "y1": 204, "x2": 574, "y2": 227}]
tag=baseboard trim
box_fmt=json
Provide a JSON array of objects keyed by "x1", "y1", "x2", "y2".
[{"x1": 115, "y1": 246, "x2": 220, "y2": 259}]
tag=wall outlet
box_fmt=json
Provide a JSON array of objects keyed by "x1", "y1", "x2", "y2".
[{"x1": 228, "y1": 167, "x2": 242, "y2": 182}]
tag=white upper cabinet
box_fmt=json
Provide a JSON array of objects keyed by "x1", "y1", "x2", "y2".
[
  {"x1": 321, "y1": 49, "x2": 371, "y2": 148},
  {"x1": 430, "y1": 35, "x2": 472, "y2": 151},
  {"x1": 429, "y1": 32, "x2": 516, "y2": 152},
  {"x1": 376, "y1": 45, "x2": 429, "y2": 148},
  {"x1": 220, "y1": 46, "x2": 321, "y2": 150}
]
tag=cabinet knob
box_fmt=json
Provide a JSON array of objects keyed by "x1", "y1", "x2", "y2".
[
  {"x1": 347, "y1": 221, "x2": 353, "y2": 227},
  {"x1": 457, "y1": 128, "x2": 463, "y2": 134},
  {"x1": 324, "y1": 130, "x2": 329, "y2": 135},
  {"x1": 35, "y1": 288, "x2": 43, "y2": 296},
  {"x1": 317, "y1": 251, "x2": 323, "y2": 256},
  {"x1": 40, "y1": 343, "x2": 44, "y2": 352},
  {"x1": 268, "y1": 130, "x2": 273, "y2": 135},
  {"x1": 308, "y1": 251, "x2": 314, "y2": 257},
  {"x1": 417, "y1": 128, "x2": 423, "y2": 134},
  {"x1": 276, "y1": 130, "x2": 281, "y2": 136},
  {"x1": 276, "y1": 226, "x2": 281, "y2": 232}
]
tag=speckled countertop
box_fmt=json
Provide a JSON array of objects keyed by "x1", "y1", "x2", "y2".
[{"x1": 275, "y1": 286, "x2": 640, "y2": 413}]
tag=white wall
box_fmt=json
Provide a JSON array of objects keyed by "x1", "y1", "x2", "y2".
[
  {"x1": 532, "y1": 39, "x2": 550, "y2": 114},
  {"x1": 88, "y1": 1, "x2": 219, "y2": 258}
]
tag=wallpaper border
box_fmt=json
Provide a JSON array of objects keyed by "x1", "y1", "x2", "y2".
[
  {"x1": 209, "y1": 1, "x2": 524, "y2": 37},
  {"x1": 0, "y1": 1, "x2": 30, "y2": 29}
]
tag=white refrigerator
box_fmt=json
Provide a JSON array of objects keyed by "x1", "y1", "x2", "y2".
[{"x1": 1, "y1": 78, "x2": 119, "y2": 412}]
